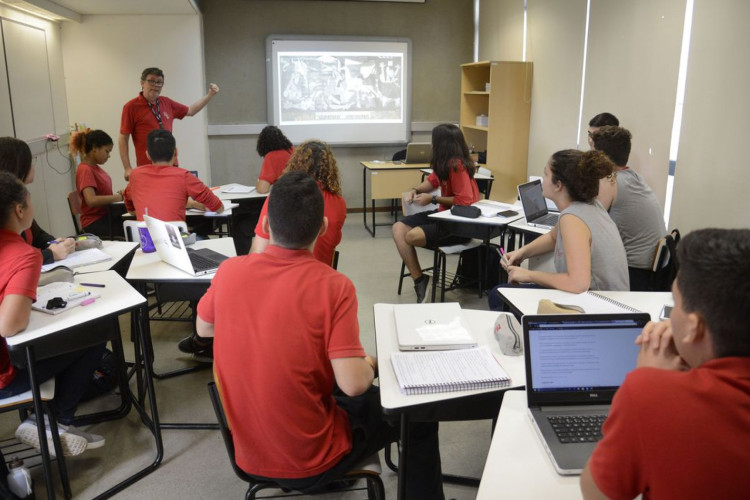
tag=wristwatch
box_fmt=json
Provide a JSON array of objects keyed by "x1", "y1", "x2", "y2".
[{"x1": 431, "y1": 194, "x2": 438, "y2": 204}]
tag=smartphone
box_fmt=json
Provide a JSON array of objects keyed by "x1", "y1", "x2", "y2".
[
  {"x1": 660, "y1": 305, "x2": 673, "y2": 320},
  {"x1": 498, "y1": 209, "x2": 519, "y2": 217}
]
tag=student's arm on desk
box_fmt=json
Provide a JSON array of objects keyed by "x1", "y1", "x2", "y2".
[
  {"x1": 504, "y1": 215, "x2": 592, "y2": 293},
  {"x1": 580, "y1": 462, "x2": 609, "y2": 500},
  {"x1": 0, "y1": 294, "x2": 32, "y2": 338},
  {"x1": 331, "y1": 355, "x2": 376, "y2": 397},
  {"x1": 256, "y1": 179, "x2": 271, "y2": 194}
]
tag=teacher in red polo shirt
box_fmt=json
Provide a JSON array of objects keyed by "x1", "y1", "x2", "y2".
[{"x1": 119, "y1": 67, "x2": 219, "y2": 180}]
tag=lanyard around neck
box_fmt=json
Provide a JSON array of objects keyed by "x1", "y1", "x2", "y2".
[{"x1": 144, "y1": 95, "x2": 164, "y2": 129}]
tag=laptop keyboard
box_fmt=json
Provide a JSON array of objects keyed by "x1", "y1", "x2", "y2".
[
  {"x1": 188, "y1": 252, "x2": 219, "y2": 272},
  {"x1": 532, "y1": 213, "x2": 559, "y2": 227},
  {"x1": 548, "y1": 414, "x2": 606, "y2": 443}
]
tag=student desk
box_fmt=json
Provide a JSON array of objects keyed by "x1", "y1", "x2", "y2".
[
  {"x1": 214, "y1": 183, "x2": 269, "y2": 254},
  {"x1": 360, "y1": 161, "x2": 427, "y2": 237},
  {"x1": 476, "y1": 390, "x2": 581, "y2": 499},
  {"x1": 374, "y1": 304, "x2": 526, "y2": 500},
  {"x1": 427, "y1": 206, "x2": 523, "y2": 300},
  {"x1": 75, "y1": 241, "x2": 139, "y2": 276},
  {"x1": 6, "y1": 271, "x2": 148, "y2": 499},
  {"x1": 125, "y1": 238, "x2": 236, "y2": 429},
  {"x1": 496, "y1": 288, "x2": 672, "y2": 320}
]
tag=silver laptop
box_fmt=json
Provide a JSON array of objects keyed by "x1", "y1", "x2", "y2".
[
  {"x1": 394, "y1": 302, "x2": 477, "y2": 351},
  {"x1": 518, "y1": 180, "x2": 560, "y2": 229},
  {"x1": 403, "y1": 142, "x2": 432, "y2": 164},
  {"x1": 144, "y1": 215, "x2": 229, "y2": 276},
  {"x1": 523, "y1": 313, "x2": 650, "y2": 475}
]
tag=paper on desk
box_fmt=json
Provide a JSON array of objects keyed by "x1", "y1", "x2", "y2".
[
  {"x1": 221, "y1": 184, "x2": 255, "y2": 194},
  {"x1": 32, "y1": 282, "x2": 101, "y2": 315},
  {"x1": 187, "y1": 201, "x2": 239, "y2": 215},
  {"x1": 473, "y1": 199, "x2": 520, "y2": 218},
  {"x1": 41, "y1": 248, "x2": 112, "y2": 272}
]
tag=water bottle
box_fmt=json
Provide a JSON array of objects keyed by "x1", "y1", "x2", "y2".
[{"x1": 7, "y1": 456, "x2": 34, "y2": 499}]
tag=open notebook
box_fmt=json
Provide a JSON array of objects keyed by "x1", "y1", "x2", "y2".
[{"x1": 537, "y1": 291, "x2": 642, "y2": 315}]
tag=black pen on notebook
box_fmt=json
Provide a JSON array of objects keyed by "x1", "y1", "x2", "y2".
[{"x1": 80, "y1": 283, "x2": 106, "y2": 288}]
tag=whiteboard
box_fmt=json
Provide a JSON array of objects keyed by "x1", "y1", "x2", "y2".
[{"x1": 1, "y1": 18, "x2": 55, "y2": 140}]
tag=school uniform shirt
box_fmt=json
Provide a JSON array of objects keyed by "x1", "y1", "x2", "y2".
[
  {"x1": 258, "y1": 148, "x2": 294, "y2": 185},
  {"x1": 120, "y1": 93, "x2": 188, "y2": 167},
  {"x1": 426, "y1": 159, "x2": 480, "y2": 210},
  {"x1": 197, "y1": 245, "x2": 365, "y2": 478},
  {"x1": 123, "y1": 164, "x2": 223, "y2": 222},
  {"x1": 76, "y1": 162, "x2": 115, "y2": 228},
  {"x1": 0, "y1": 229, "x2": 41, "y2": 388},
  {"x1": 254, "y1": 186, "x2": 346, "y2": 267},
  {"x1": 589, "y1": 357, "x2": 750, "y2": 499}
]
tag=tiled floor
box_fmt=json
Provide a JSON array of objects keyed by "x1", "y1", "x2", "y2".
[{"x1": 1, "y1": 215, "x2": 499, "y2": 499}]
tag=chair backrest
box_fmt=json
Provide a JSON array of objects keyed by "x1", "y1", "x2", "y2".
[
  {"x1": 67, "y1": 191, "x2": 83, "y2": 235},
  {"x1": 649, "y1": 228, "x2": 681, "y2": 291}
]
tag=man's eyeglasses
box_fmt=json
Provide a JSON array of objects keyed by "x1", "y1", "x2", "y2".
[{"x1": 144, "y1": 79, "x2": 164, "y2": 87}]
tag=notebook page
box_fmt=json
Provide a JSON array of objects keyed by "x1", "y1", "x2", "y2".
[{"x1": 41, "y1": 248, "x2": 112, "y2": 272}]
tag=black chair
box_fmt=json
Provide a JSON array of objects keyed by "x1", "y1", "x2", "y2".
[
  {"x1": 207, "y1": 381, "x2": 385, "y2": 500},
  {"x1": 66, "y1": 191, "x2": 84, "y2": 236},
  {"x1": 649, "y1": 228, "x2": 681, "y2": 291}
]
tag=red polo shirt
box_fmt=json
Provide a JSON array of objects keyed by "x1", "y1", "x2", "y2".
[
  {"x1": 120, "y1": 93, "x2": 188, "y2": 166},
  {"x1": 76, "y1": 162, "x2": 115, "y2": 228},
  {"x1": 258, "y1": 148, "x2": 294, "y2": 185}
]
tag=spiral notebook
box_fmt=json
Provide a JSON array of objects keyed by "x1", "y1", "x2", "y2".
[
  {"x1": 538, "y1": 291, "x2": 642, "y2": 315},
  {"x1": 390, "y1": 346, "x2": 511, "y2": 395}
]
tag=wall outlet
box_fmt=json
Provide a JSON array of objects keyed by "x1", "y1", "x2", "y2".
[{"x1": 44, "y1": 133, "x2": 60, "y2": 141}]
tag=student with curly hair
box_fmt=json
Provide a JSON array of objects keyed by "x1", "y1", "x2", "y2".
[
  {"x1": 255, "y1": 126, "x2": 294, "y2": 194},
  {"x1": 0, "y1": 137, "x2": 76, "y2": 264},
  {"x1": 70, "y1": 129, "x2": 124, "y2": 238},
  {"x1": 490, "y1": 149, "x2": 628, "y2": 305}
]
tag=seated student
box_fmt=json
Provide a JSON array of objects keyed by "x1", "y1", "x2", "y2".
[
  {"x1": 581, "y1": 228, "x2": 750, "y2": 499},
  {"x1": 123, "y1": 129, "x2": 223, "y2": 222},
  {"x1": 0, "y1": 137, "x2": 76, "y2": 264},
  {"x1": 489, "y1": 150, "x2": 628, "y2": 309},
  {"x1": 392, "y1": 123, "x2": 480, "y2": 303},
  {"x1": 250, "y1": 139, "x2": 346, "y2": 266},
  {"x1": 0, "y1": 172, "x2": 105, "y2": 456},
  {"x1": 196, "y1": 172, "x2": 444, "y2": 499},
  {"x1": 255, "y1": 125, "x2": 294, "y2": 194},
  {"x1": 69, "y1": 129, "x2": 125, "y2": 238},
  {"x1": 587, "y1": 112, "x2": 619, "y2": 149},
  {"x1": 592, "y1": 126, "x2": 667, "y2": 291}
]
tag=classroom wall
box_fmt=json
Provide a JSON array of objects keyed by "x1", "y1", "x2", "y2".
[
  {"x1": 61, "y1": 14, "x2": 211, "y2": 191},
  {"x1": 479, "y1": 0, "x2": 750, "y2": 234},
  {"x1": 0, "y1": 5, "x2": 74, "y2": 236},
  {"x1": 201, "y1": 0, "x2": 474, "y2": 210}
]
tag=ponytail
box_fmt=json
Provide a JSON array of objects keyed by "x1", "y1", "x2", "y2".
[{"x1": 550, "y1": 149, "x2": 614, "y2": 202}]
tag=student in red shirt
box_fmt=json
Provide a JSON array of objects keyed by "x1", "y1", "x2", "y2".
[
  {"x1": 70, "y1": 129, "x2": 125, "y2": 238},
  {"x1": 581, "y1": 228, "x2": 750, "y2": 499},
  {"x1": 0, "y1": 137, "x2": 75, "y2": 265},
  {"x1": 255, "y1": 125, "x2": 294, "y2": 194},
  {"x1": 119, "y1": 67, "x2": 220, "y2": 180},
  {"x1": 392, "y1": 123, "x2": 480, "y2": 302},
  {"x1": 0, "y1": 172, "x2": 105, "y2": 456},
  {"x1": 123, "y1": 129, "x2": 224, "y2": 222},
  {"x1": 196, "y1": 172, "x2": 444, "y2": 498}
]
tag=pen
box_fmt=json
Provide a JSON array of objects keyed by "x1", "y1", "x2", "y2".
[
  {"x1": 80, "y1": 283, "x2": 106, "y2": 288},
  {"x1": 499, "y1": 247, "x2": 510, "y2": 267}
]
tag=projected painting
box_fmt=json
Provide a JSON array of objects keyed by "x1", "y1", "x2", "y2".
[{"x1": 278, "y1": 53, "x2": 404, "y2": 125}]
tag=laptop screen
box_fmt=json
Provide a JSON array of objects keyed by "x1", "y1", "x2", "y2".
[
  {"x1": 518, "y1": 180, "x2": 549, "y2": 221},
  {"x1": 523, "y1": 314, "x2": 650, "y2": 406}
]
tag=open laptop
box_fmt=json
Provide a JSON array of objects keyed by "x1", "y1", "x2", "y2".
[
  {"x1": 518, "y1": 180, "x2": 560, "y2": 229},
  {"x1": 144, "y1": 215, "x2": 230, "y2": 276},
  {"x1": 403, "y1": 142, "x2": 432, "y2": 164},
  {"x1": 523, "y1": 313, "x2": 650, "y2": 475},
  {"x1": 394, "y1": 302, "x2": 478, "y2": 351}
]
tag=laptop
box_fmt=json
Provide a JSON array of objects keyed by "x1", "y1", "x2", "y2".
[
  {"x1": 144, "y1": 215, "x2": 230, "y2": 276},
  {"x1": 394, "y1": 302, "x2": 478, "y2": 351},
  {"x1": 523, "y1": 313, "x2": 650, "y2": 475},
  {"x1": 403, "y1": 142, "x2": 432, "y2": 164},
  {"x1": 518, "y1": 180, "x2": 560, "y2": 229}
]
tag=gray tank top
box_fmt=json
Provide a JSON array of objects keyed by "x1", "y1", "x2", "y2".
[
  {"x1": 554, "y1": 200, "x2": 630, "y2": 291},
  {"x1": 609, "y1": 169, "x2": 667, "y2": 269}
]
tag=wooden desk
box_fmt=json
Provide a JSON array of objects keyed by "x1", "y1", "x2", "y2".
[
  {"x1": 6, "y1": 271, "x2": 149, "y2": 499},
  {"x1": 497, "y1": 288, "x2": 672, "y2": 320},
  {"x1": 476, "y1": 391, "x2": 581, "y2": 499},
  {"x1": 375, "y1": 304, "x2": 526, "y2": 499},
  {"x1": 361, "y1": 161, "x2": 427, "y2": 237}
]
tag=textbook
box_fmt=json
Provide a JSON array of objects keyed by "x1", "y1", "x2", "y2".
[
  {"x1": 390, "y1": 346, "x2": 511, "y2": 395},
  {"x1": 536, "y1": 291, "x2": 641, "y2": 315}
]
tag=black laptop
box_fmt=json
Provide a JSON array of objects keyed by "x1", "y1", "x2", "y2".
[
  {"x1": 518, "y1": 180, "x2": 560, "y2": 229},
  {"x1": 522, "y1": 313, "x2": 650, "y2": 475}
]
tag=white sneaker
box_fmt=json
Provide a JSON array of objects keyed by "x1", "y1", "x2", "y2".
[
  {"x1": 60, "y1": 424, "x2": 105, "y2": 450},
  {"x1": 15, "y1": 418, "x2": 88, "y2": 457}
]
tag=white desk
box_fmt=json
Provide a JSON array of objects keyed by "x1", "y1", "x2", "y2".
[
  {"x1": 214, "y1": 183, "x2": 268, "y2": 202},
  {"x1": 476, "y1": 391, "x2": 581, "y2": 499},
  {"x1": 375, "y1": 304, "x2": 525, "y2": 500},
  {"x1": 126, "y1": 237, "x2": 236, "y2": 283},
  {"x1": 497, "y1": 288, "x2": 672, "y2": 320},
  {"x1": 75, "y1": 241, "x2": 139, "y2": 274},
  {"x1": 7, "y1": 271, "x2": 149, "y2": 499}
]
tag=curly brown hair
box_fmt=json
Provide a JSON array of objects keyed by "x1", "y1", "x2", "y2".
[
  {"x1": 69, "y1": 129, "x2": 113, "y2": 158},
  {"x1": 549, "y1": 149, "x2": 615, "y2": 202},
  {"x1": 283, "y1": 139, "x2": 341, "y2": 196}
]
